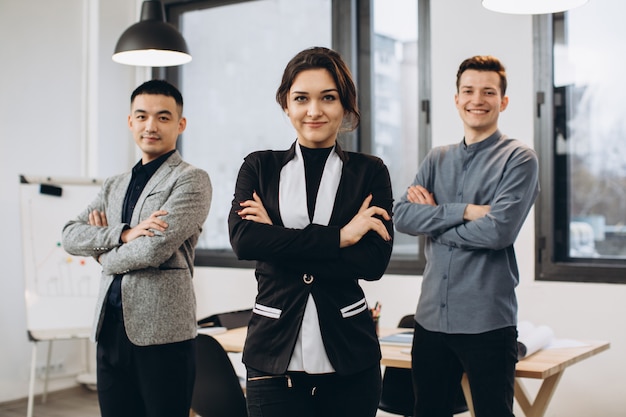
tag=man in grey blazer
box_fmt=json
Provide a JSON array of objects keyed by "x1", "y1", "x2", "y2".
[{"x1": 62, "y1": 80, "x2": 211, "y2": 417}]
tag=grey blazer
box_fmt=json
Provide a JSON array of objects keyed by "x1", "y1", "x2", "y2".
[{"x1": 62, "y1": 151, "x2": 212, "y2": 346}]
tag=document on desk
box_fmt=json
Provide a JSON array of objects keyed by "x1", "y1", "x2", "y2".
[
  {"x1": 379, "y1": 331, "x2": 413, "y2": 346},
  {"x1": 197, "y1": 326, "x2": 227, "y2": 336},
  {"x1": 517, "y1": 321, "x2": 554, "y2": 358},
  {"x1": 546, "y1": 338, "x2": 590, "y2": 349}
]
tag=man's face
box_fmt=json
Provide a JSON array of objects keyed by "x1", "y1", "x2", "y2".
[
  {"x1": 455, "y1": 69, "x2": 508, "y2": 139},
  {"x1": 128, "y1": 94, "x2": 186, "y2": 163}
]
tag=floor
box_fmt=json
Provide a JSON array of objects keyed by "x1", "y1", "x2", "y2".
[
  {"x1": 0, "y1": 386, "x2": 415, "y2": 417},
  {"x1": 0, "y1": 386, "x2": 99, "y2": 417}
]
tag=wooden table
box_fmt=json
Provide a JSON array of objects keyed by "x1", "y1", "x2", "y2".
[
  {"x1": 209, "y1": 326, "x2": 247, "y2": 353},
  {"x1": 210, "y1": 326, "x2": 609, "y2": 417},
  {"x1": 378, "y1": 328, "x2": 610, "y2": 417}
]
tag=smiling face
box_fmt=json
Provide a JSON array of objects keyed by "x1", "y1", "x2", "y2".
[
  {"x1": 128, "y1": 94, "x2": 186, "y2": 163},
  {"x1": 285, "y1": 68, "x2": 346, "y2": 149},
  {"x1": 455, "y1": 69, "x2": 509, "y2": 144}
]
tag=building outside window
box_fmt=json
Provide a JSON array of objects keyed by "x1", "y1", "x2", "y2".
[
  {"x1": 166, "y1": 0, "x2": 427, "y2": 273},
  {"x1": 371, "y1": 0, "x2": 420, "y2": 265},
  {"x1": 535, "y1": 0, "x2": 626, "y2": 283}
]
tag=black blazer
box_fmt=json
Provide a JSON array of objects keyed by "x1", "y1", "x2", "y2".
[{"x1": 229, "y1": 141, "x2": 394, "y2": 375}]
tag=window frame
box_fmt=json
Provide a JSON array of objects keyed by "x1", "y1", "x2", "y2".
[
  {"x1": 533, "y1": 13, "x2": 626, "y2": 284},
  {"x1": 161, "y1": 0, "x2": 431, "y2": 275}
]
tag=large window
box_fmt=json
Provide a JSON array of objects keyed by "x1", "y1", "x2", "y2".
[
  {"x1": 371, "y1": 0, "x2": 424, "y2": 272},
  {"x1": 535, "y1": 0, "x2": 626, "y2": 283},
  {"x1": 164, "y1": 0, "x2": 429, "y2": 274},
  {"x1": 168, "y1": 0, "x2": 333, "y2": 268}
]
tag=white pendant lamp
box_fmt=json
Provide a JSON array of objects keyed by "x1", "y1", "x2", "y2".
[
  {"x1": 112, "y1": 0, "x2": 191, "y2": 67},
  {"x1": 482, "y1": 0, "x2": 589, "y2": 15}
]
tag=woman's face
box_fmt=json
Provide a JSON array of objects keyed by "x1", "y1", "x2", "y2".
[{"x1": 285, "y1": 68, "x2": 345, "y2": 149}]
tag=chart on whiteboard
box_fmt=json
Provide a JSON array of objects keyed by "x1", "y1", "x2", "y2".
[
  {"x1": 19, "y1": 179, "x2": 102, "y2": 333},
  {"x1": 21, "y1": 186, "x2": 101, "y2": 298},
  {"x1": 27, "y1": 239, "x2": 100, "y2": 298}
]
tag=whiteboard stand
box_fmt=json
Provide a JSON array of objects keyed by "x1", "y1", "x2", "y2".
[
  {"x1": 19, "y1": 175, "x2": 103, "y2": 417},
  {"x1": 26, "y1": 329, "x2": 92, "y2": 417},
  {"x1": 76, "y1": 339, "x2": 97, "y2": 390}
]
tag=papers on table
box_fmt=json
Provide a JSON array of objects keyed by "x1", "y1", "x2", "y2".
[
  {"x1": 546, "y1": 338, "x2": 589, "y2": 349},
  {"x1": 197, "y1": 326, "x2": 227, "y2": 336},
  {"x1": 379, "y1": 331, "x2": 413, "y2": 346},
  {"x1": 517, "y1": 320, "x2": 554, "y2": 359},
  {"x1": 380, "y1": 321, "x2": 591, "y2": 359}
]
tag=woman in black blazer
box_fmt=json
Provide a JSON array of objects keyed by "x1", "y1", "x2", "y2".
[{"x1": 228, "y1": 46, "x2": 394, "y2": 417}]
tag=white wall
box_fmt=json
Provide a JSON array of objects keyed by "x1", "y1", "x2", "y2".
[
  {"x1": 0, "y1": 0, "x2": 137, "y2": 402},
  {"x1": 1, "y1": 1, "x2": 624, "y2": 415}
]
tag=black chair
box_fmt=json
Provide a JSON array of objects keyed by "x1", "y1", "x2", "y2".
[
  {"x1": 378, "y1": 315, "x2": 468, "y2": 416},
  {"x1": 198, "y1": 308, "x2": 252, "y2": 329},
  {"x1": 191, "y1": 334, "x2": 248, "y2": 417}
]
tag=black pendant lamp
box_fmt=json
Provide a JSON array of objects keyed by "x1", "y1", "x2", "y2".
[
  {"x1": 482, "y1": 0, "x2": 588, "y2": 14},
  {"x1": 112, "y1": 0, "x2": 191, "y2": 67}
]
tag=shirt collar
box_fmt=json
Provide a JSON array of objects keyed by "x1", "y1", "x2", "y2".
[
  {"x1": 132, "y1": 149, "x2": 176, "y2": 176},
  {"x1": 463, "y1": 130, "x2": 503, "y2": 152}
]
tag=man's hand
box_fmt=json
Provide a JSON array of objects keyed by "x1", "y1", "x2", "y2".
[
  {"x1": 406, "y1": 185, "x2": 490, "y2": 221},
  {"x1": 406, "y1": 185, "x2": 436, "y2": 206},
  {"x1": 463, "y1": 204, "x2": 491, "y2": 221},
  {"x1": 237, "y1": 191, "x2": 273, "y2": 225},
  {"x1": 340, "y1": 194, "x2": 391, "y2": 248},
  {"x1": 88, "y1": 210, "x2": 109, "y2": 264},
  {"x1": 88, "y1": 210, "x2": 108, "y2": 227},
  {"x1": 121, "y1": 210, "x2": 169, "y2": 243}
]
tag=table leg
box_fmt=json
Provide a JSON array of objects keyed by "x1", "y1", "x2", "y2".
[{"x1": 514, "y1": 372, "x2": 564, "y2": 417}]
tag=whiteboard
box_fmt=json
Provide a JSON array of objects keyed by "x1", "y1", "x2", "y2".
[{"x1": 19, "y1": 175, "x2": 103, "y2": 341}]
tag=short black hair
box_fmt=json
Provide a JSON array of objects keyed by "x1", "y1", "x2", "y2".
[{"x1": 131, "y1": 79, "x2": 184, "y2": 113}]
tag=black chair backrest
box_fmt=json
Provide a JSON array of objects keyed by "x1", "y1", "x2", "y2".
[
  {"x1": 398, "y1": 314, "x2": 415, "y2": 329},
  {"x1": 191, "y1": 334, "x2": 248, "y2": 417},
  {"x1": 198, "y1": 309, "x2": 252, "y2": 329}
]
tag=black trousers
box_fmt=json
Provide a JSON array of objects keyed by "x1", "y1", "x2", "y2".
[
  {"x1": 246, "y1": 364, "x2": 382, "y2": 417},
  {"x1": 411, "y1": 322, "x2": 518, "y2": 417},
  {"x1": 96, "y1": 310, "x2": 196, "y2": 417}
]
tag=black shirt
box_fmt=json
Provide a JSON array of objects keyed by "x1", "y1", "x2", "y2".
[
  {"x1": 107, "y1": 150, "x2": 176, "y2": 312},
  {"x1": 300, "y1": 145, "x2": 334, "y2": 222}
]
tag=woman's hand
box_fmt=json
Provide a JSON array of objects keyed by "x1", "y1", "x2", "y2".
[
  {"x1": 339, "y1": 194, "x2": 391, "y2": 248},
  {"x1": 238, "y1": 191, "x2": 273, "y2": 225}
]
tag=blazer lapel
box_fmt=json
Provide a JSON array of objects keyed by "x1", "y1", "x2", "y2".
[
  {"x1": 327, "y1": 143, "x2": 350, "y2": 226},
  {"x1": 130, "y1": 151, "x2": 181, "y2": 225},
  {"x1": 109, "y1": 175, "x2": 131, "y2": 224}
]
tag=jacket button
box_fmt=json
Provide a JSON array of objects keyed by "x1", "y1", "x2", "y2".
[{"x1": 303, "y1": 274, "x2": 314, "y2": 284}]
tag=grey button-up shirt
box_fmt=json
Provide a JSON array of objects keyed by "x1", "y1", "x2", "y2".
[{"x1": 394, "y1": 131, "x2": 539, "y2": 334}]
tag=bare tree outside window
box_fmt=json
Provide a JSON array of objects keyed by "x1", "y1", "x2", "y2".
[{"x1": 553, "y1": 3, "x2": 626, "y2": 261}]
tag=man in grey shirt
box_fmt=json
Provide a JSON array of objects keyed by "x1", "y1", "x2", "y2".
[{"x1": 394, "y1": 56, "x2": 539, "y2": 417}]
